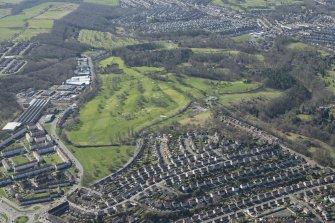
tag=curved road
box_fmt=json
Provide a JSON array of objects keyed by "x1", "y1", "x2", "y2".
[{"x1": 50, "y1": 112, "x2": 84, "y2": 185}]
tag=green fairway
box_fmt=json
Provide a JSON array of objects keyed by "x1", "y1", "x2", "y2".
[
  {"x1": 83, "y1": 0, "x2": 119, "y2": 5},
  {"x1": 67, "y1": 57, "x2": 190, "y2": 145},
  {"x1": 78, "y1": 29, "x2": 138, "y2": 49},
  {"x1": 0, "y1": 2, "x2": 78, "y2": 42},
  {"x1": 68, "y1": 145, "x2": 134, "y2": 185},
  {"x1": 67, "y1": 56, "x2": 268, "y2": 146}
]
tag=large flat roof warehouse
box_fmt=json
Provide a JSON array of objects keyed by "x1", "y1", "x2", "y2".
[
  {"x1": 2, "y1": 122, "x2": 22, "y2": 131},
  {"x1": 65, "y1": 76, "x2": 91, "y2": 86}
]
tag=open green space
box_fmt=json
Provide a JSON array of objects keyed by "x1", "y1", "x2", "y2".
[
  {"x1": 14, "y1": 216, "x2": 29, "y2": 223},
  {"x1": 231, "y1": 34, "x2": 253, "y2": 42},
  {"x1": 83, "y1": 0, "x2": 119, "y2": 5},
  {"x1": 11, "y1": 155, "x2": 29, "y2": 166},
  {"x1": 287, "y1": 42, "x2": 312, "y2": 51},
  {"x1": 43, "y1": 124, "x2": 51, "y2": 134},
  {"x1": 68, "y1": 144, "x2": 134, "y2": 185},
  {"x1": 322, "y1": 64, "x2": 335, "y2": 94},
  {"x1": 0, "y1": 2, "x2": 78, "y2": 42},
  {"x1": 67, "y1": 56, "x2": 276, "y2": 146},
  {"x1": 43, "y1": 153, "x2": 64, "y2": 165},
  {"x1": 191, "y1": 48, "x2": 264, "y2": 61},
  {"x1": 297, "y1": 114, "x2": 313, "y2": 121},
  {"x1": 78, "y1": 29, "x2": 138, "y2": 49},
  {"x1": 0, "y1": 0, "x2": 25, "y2": 5},
  {"x1": 67, "y1": 57, "x2": 190, "y2": 145}
]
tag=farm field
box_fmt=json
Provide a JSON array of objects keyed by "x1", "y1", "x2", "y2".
[
  {"x1": 0, "y1": 2, "x2": 78, "y2": 42},
  {"x1": 68, "y1": 144, "x2": 134, "y2": 186},
  {"x1": 78, "y1": 29, "x2": 138, "y2": 49}
]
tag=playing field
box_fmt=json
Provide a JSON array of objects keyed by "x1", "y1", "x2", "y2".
[{"x1": 0, "y1": 2, "x2": 78, "y2": 42}]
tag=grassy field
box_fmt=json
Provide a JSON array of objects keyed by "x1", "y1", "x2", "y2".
[
  {"x1": 83, "y1": 0, "x2": 119, "y2": 5},
  {"x1": 68, "y1": 144, "x2": 134, "y2": 185},
  {"x1": 43, "y1": 153, "x2": 64, "y2": 165},
  {"x1": 78, "y1": 29, "x2": 138, "y2": 49},
  {"x1": 0, "y1": 2, "x2": 78, "y2": 42},
  {"x1": 297, "y1": 114, "x2": 313, "y2": 121},
  {"x1": 11, "y1": 155, "x2": 29, "y2": 166},
  {"x1": 287, "y1": 42, "x2": 312, "y2": 50},
  {"x1": 67, "y1": 56, "x2": 276, "y2": 146},
  {"x1": 191, "y1": 48, "x2": 264, "y2": 61},
  {"x1": 0, "y1": 0, "x2": 25, "y2": 5},
  {"x1": 14, "y1": 216, "x2": 29, "y2": 223},
  {"x1": 322, "y1": 64, "x2": 335, "y2": 93},
  {"x1": 67, "y1": 57, "x2": 190, "y2": 145}
]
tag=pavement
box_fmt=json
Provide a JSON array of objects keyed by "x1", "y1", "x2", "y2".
[{"x1": 50, "y1": 112, "x2": 84, "y2": 185}]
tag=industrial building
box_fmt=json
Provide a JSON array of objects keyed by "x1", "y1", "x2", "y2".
[
  {"x1": 18, "y1": 99, "x2": 49, "y2": 124},
  {"x1": 65, "y1": 76, "x2": 91, "y2": 86}
]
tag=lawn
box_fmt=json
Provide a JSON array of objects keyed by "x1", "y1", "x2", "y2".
[
  {"x1": 14, "y1": 216, "x2": 29, "y2": 223},
  {"x1": 0, "y1": 2, "x2": 78, "y2": 42},
  {"x1": 43, "y1": 153, "x2": 64, "y2": 165},
  {"x1": 11, "y1": 155, "x2": 29, "y2": 166},
  {"x1": 78, "y1": 29, "x2": 138, "y2": 49},
  {"x1": 43, "y1": 124, "x2": 51, "y2": 134},
  {"x1": 68, "y1": 144, "x2": 134, "y2": 185}
]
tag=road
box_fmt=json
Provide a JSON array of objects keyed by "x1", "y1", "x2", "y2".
[
  {"x1": 221, "y1": 115, "x2": 326, "y2": 169},
  {"x1": 50, "y1": 112, "x2": 84, "y2": 185},
  {"x1": 201, "y1": 182, "x2": 335, "y2": 223},
  {"x1": 0, "y1": 111, "x2": 90, "y2": 223},
  {"x1": 291, "y1": 197, "x2": 323, "y2": 223},
  {"x1": 0, "y1": 196, "x2": 40, "y2": 223}
]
